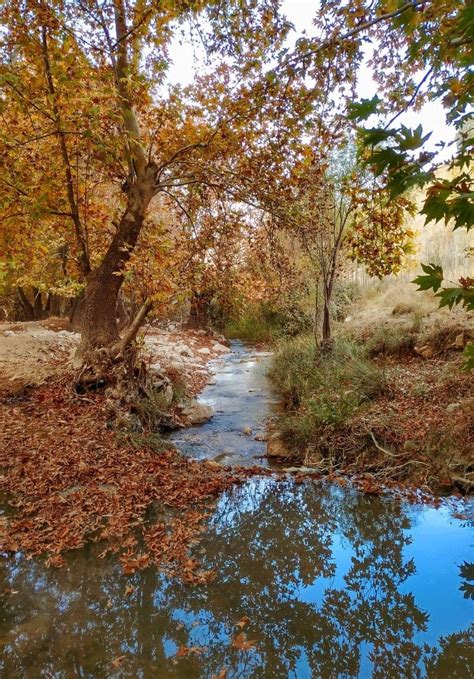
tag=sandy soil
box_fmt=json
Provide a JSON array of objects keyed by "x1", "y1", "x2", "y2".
[{"x1": 0, "y1": 319, "x2": 230, "y2": 395}]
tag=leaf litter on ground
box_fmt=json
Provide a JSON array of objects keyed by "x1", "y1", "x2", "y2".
[{"x1": 0, "y1": 381, "x2": 269, "y2": 583}]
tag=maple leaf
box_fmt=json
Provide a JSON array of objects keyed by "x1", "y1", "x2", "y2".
[
  {"x1": 110, "y1": 655, "x2": 127, "y2": 669},
  {"x1": 232, "y1": 632, "x2": 257, "y2": 650},
  {"x1": 236, "y1": 615, "x2": 250, "y2": 629}
]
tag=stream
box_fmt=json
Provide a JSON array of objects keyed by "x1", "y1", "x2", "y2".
[{"x1": 1, "y1": 341, "x2": 473, "y2": 678}]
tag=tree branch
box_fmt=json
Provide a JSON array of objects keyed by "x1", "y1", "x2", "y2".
[
  {"x1": 40, "y1": 25, "x2": 90, "y2": 275},
  {"x1": 113, "y1": 297, "x2": 153, "y2": 355},
  {"x1": 113, "y1": 0, "x2": 147, "y2": 179}
]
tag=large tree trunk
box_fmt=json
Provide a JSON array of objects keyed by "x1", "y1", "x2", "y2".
[
  {"x1": 77, "y1": 172, "x2": 156, "y2": 360},
  {"x1": 17, "y1": 287, "x2": 35, "y2": 321}
]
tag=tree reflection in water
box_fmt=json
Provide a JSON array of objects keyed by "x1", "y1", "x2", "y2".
[{"x1": 1, "y1": 478, "x2": 472, "y2": 678}]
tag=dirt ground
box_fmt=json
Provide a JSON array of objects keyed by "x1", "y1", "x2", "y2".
[{"x1": 0, "y1": 319, "x2": 230, "y2": 396}]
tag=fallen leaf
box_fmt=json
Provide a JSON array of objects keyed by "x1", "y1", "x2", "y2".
[
  {"x1": 110, "y1": 655, "x2": 126, "y2": 668},
  {"x1": 212, "y1": 670, "x2": 228, "y2": 679},
  {"x1": 232, "y1": 632, "x2": 257, "y2": 650},
  {"x1": 236, "y1": 615, "x2": 250, "y2": 629}
]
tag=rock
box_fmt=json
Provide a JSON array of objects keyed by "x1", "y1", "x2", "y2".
[
  {"x1": 204, "y1": 460, "x2": 222, "y2": 470},
  {"x1": 243, "y1": 426, "x2": 252, "y2": 436},
  {"x1": 195, "y1": 329, "x2": 207, "y2": 336},
  {"x1": 181, "y1": 400, "x2": 214, "y2": 425},
  {"x1": 4, "y1": 330, "x2": 15, "y2": 337},
  {"x1": 198, "y1": 347, "x2": 211, "y2": 355},
  {"x1": 283, "y1": 466, "x2": 320, "y2": 474},
  {"x1": 213, "y1": 452, "x2": 231, "y2": 463},
  {"x1": 414, "y1": 344, "x2": 436, "y2": 358},
  {"x1": 446, "y1": 402, "x2": 461, "y2": 413},
  {"x1": 179, "y1": 346, "x2": 194, "y2": 357},
  {"x1": 254, "y1": 432, "x2": 268, "y2": 442},
  {"x1": 453, "y1": 331, "x2": 467, "y2": 349},
  {"x1": 266, "y1": 432, "x2": 290, "y2": 458},
  {"x1": 212, "y1": 342, "x2": 229, "y2": 353}
]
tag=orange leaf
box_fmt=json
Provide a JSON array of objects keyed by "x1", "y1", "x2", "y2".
[
  {"x1": 236, "y1": 615, "x2": 250, "y2": 629},
  {"x1": 232, "y1": 632, "x2": 257, "y2": 650},
  {"x1": 110, "y1": 655, "x2": 126, "y2": 668}
]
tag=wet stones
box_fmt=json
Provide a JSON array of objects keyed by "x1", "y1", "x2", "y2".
[
  {"x1": 266, "y1": 432, "x2": 290, "y2": 458},
  {"x1": 180, "y1": 400, "x2": 214, "y2": 425}
]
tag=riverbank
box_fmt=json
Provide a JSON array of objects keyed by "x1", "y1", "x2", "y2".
[
  {"x1": 0, "y1": 376, "x2": 271, "y2": 580},
  {"x1": 268, "y1": 299, "x2": 473, "y2": 495},
  {"x1": 0, "y1": 320, "x2": 250, "y2": 577},
  {"x1": 0, "y1": 319, "x2": 230, "y2": 399},
  {"x1": 1, "y1": 316, "x2": 471, "y2": 582}
]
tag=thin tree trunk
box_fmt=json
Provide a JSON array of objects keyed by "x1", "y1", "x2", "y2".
[
  {"x1": 322, "y1": 297, "x2": 331, "y2": 343},
  {"x1": 313, "y1": 280, "x2": 320, "y2": 345},
  {"x1": 41, "y1": 26, "x2": 90, "y2": 277}
]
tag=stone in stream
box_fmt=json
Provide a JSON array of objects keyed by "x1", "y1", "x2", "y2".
[
  {"x1": 180, "y1": 399, "x2": 214, "y2": 425},
  {"x1": 212, "y1": 342, "x2": 229, "y2": 353},
  {"x1": 204, "y1": 459, "x2": 222, "y2": 470},
  {"x1": 266, "y1": 432, "x2": 290, "y2": 458}
]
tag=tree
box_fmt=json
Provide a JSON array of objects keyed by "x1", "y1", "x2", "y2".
[
  {"x1": 0, "y1": 0, "x2": 295, "y2": 375},
  {"x1": 309, "y1": 0, "x2": 473, "y2": 359}
]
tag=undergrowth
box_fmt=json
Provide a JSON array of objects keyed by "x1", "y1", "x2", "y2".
[
  {"x1": 224, "y1": 303, "x2": 310, "y2": 343},
  {"x1": 364, "y1": 311, "x2": 423, "y2": 357},
  {"x1": 270, "y1": 335, "x2": 386, "y2": 451}
]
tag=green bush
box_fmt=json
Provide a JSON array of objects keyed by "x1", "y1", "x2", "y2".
[
  {"x1": 270, "y1": 335, "x2": 385, "y2": 451},
  {"x1": 223, "y1": 302, "x2": 311, "y2": 343}
]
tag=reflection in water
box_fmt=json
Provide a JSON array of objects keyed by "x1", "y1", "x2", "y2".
[{"x1": 1, "y1": 478, "x2": 472, "y2": 678}]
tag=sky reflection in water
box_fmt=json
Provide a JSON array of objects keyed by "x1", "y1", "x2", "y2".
[{"x1": 1, "y1": 477, "x2": 473, "y2": 678}]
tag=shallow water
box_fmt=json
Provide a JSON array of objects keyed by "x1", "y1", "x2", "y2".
[
  {"x1": 1, "y1": 342, "x2": 473, "y2": 678},
  {"x1": 169, "y1": 341, "x2": 278, "y2": 466}
]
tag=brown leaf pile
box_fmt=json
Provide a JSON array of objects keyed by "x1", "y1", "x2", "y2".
[{"x1": 0, "y1": 382, "x2": 260, "y2": 581}]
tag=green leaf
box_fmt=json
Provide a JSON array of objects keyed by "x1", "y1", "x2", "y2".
[
  {"x1": 359, "y1": 127, "x2": 395, "y2": 147},
  {"x1": 412, "y1": 263, "x2": 444, "y2": 292},
  {"x1": 462, "y1": 343, "x2": 474, "y2": 371},
  {"x1": 438, "y1": 286, "x2": 474, "y2": 311},
  {"x1": 398, "y1": 124, "x2": 431, "y2": 151},
  {"x1": 347, "y1": 96, "x2": 381, "y2": 121}
]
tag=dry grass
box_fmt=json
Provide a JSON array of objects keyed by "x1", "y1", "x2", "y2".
[{"x1": 339, "y1": 279, "x2": 473, "y2": 358}]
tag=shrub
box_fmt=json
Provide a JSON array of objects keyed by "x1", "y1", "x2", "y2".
[
  {"x1": 270, "y1": 335, "x2": 385, "y2": 451},
  {"x1": 224, "y1": 302, "x2": 311, "y2": 343},
  {"x1": 365, "y1": 311, "x2": 424, "y2": 357}
]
